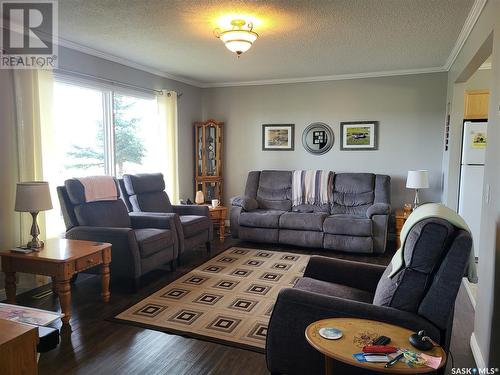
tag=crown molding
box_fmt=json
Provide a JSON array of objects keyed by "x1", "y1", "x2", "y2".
[
  {"x1": 204, "y1": 67, "x2": 447, "y2": 88},
  {"x1": 443, "y1": 0, "x2": 487, "y2": 71},
  {"x1": 56, "y1": 37, "x2": 206, "y2": 88}
]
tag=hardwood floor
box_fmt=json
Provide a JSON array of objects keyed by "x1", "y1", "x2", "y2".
[{"x1": 5, "y1": 237, "x2": 476, "y2": 374}]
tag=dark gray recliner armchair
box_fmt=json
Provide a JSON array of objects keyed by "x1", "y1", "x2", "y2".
[
  {"x1": 266, "y1": 217, "x2": 472, "y2": 375},
  {"x1": 57, "y1": 178, "x2": 178, "y2": 285},
  {"x1": 120, "y1": 173, "x2": 212, "y2": 263}
]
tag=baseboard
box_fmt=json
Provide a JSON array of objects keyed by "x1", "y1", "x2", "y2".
[
  {"x1": 462, "y1": 277, "x2": 477, "y2": 310},
  {"x1": 470, "y1": 332, "x2": 486, "y2": 368}
]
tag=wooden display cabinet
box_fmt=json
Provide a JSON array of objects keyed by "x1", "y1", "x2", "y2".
[{"x1": 194, "y1": 119, "x2": 224, "y2": 203}]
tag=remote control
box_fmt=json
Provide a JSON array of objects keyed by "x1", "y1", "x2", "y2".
[{"x1": 373, "y1": 335, "x2": 391, "y2": 345}]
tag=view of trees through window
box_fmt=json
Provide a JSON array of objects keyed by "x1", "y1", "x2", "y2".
[{"x1": 43, "y1": 79, "x2": 162, "y2": 236}]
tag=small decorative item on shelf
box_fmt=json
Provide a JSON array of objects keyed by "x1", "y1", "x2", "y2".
[
  {"x1": 195, "y1": 190, "x2": 205, "y2": 205},
  {"x1": 14, "y1": 181, "x2": 53, "y2": 249}
]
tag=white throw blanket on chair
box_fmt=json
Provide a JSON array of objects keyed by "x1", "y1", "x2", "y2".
[
  {"x1": 292, "y1": 170, "x2": 333, "y2": 207},
  {"x1": 78, "y1": 176, "x2": 117, "y2": 202}
]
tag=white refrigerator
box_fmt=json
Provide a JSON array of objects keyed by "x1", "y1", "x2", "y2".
[{"x1": 458, "y1": 121, "x2": 487, "y2": 258}]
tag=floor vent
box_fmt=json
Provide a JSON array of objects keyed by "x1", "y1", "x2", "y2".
[{"x1": 32, "y1": 289, "x2": 53, "y2": 299}]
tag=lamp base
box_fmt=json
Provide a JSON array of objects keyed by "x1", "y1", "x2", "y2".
[
  {"x1": 412, "y1": 189, "x2": 420, "y2": 211},
  {"x1": 27, "y1": 237, "x2": 44, "y2": 250},
  {"x1": 27, "y1": 211, "x2": 44, "y2": 251}
]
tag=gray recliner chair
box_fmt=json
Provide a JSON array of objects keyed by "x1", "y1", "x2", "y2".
[
  {"x1": 57, "y1": 178, "x2": 178, "y2": 286},
  {"x1": 266, "y1": 217, "x2": 472, "y2": 375},
  {"x1": 120, "y1": 173, "x2": 212, "y2": 263}
]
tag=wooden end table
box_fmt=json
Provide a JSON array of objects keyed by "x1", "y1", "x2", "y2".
[
  {"x1": 209, "y1": 205, "x2": 227, "y2": 240},
  {"x1": 1, "y1": 239, "x2": 112, "y2": 326},
  {"x1": 305, "y1": 318, "x2": 446, "y2": 374},
  {"x1": 394, "y1": 209, "x2": 410, "y2": 248}
]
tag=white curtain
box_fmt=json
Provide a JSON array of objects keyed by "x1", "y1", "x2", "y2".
[
  {"x1": 0, "y1": 69, "x2": 54, "y2": 293},
  {"x1": 13, "y1": 69, "x2": 54, "y2": 244},
  {"x1": 157, "y1": 90, "x2": 179, "y2": 203}
]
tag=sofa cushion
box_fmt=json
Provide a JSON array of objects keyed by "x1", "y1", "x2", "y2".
[
  {"x1": 123, "y1": 173, "x2": 165, "y2": 195},
  {"x1": 129, "y1": 191, "x2": 173, "y2": 213},
  {"x1": 323, "y1": 215, "x2": 372, "y2": 236},
  {"x1": 239, "y1": 209, "x2": 286, "y2": 228},
  {"x1": 134, "y1": 228, "x2": 174, "y2": 258},
  {"x1": 295, "y1": 277, "x2": 374, "y2": 303},
  {"x1": 292, "y1": 204, "x2": 330, "y2": 213},
  {"x1": 123, "y1": 173, "x2": 173, "y2": 213},
  {"x1": 180, "y1": 215, "x2": 211, "y2": 238},
  {"x1": 74, "y1": 200, "x2": 131, "y2": 228},
  {"x1": 331, "y1": 173, "x2": 375, "y2": 216},
  {"x1": 279, "y1": 212, "x2": 328, "y2": 231},
  {"x1": 256, "y1": 171, "x2": 292, "y2": 211},
  {"x1": 373, "y1": 218, "x2": 454, "y2": 313}
]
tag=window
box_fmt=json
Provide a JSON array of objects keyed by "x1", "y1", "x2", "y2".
[
  {"x1": 43, "y1": 77, "x2": 162, "y2": 236},
  {"x1": 113, "y1": 93, "x2": 161, "y2": 177}
]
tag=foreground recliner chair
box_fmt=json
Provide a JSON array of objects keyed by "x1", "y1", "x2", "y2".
[
  {"x1": 57, "y1": 178, "x2": 178, "y2": 287},
  {"x1": 120, "y1": 173, "x2": 212, "y2": 263},
  {"x1": 266, "y1": 217, "x2": 472, "y2": 375}
]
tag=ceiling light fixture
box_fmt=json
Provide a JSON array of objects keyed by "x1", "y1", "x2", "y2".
[{"x1": 214, "y1": 19, "x2": 259, "y2": 57}]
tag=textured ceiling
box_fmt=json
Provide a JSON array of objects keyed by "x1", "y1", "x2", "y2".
[{"x1": 58, "y1": 0, "x2": 474, "y2": 86}]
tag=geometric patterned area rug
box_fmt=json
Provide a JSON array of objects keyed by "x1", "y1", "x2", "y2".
[{"x1": 114, "y1": 247, "x2": 310, "y2": 352}]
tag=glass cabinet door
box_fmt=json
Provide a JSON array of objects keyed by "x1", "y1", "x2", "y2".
[
  {"x1": 196, "y1": 126, "x2": 203, "y2": 177},
  {"x1": 205, "y1": 124, "x2": 218, "y2": 176}
]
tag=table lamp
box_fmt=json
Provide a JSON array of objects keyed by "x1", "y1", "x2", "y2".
[
  {"x1": 406, "y1": 170, "x2": 429, "y2": 209},
  {"x1": 15, "y1": 181, "x2": 53, "y2": 249}
]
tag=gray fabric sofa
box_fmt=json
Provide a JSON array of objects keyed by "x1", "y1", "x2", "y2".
[
  {"x1": 119, "y1": 173, "x2": 213, "y2": 262},
  {"x1": 57, "y1": 179, "x2": 178, "y2": 284},
  {"x1": 231, "y1": 170, "x2": 391, "y2": 253},
  {"x1": 266, "y1": 217, "x2": 472, "y2": 375}
]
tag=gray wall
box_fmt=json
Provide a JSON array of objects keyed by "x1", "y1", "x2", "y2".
[
  {"x1": 202, "y1": 73, "x2": 448, "y2": 210},
  {"x1": 58, "y1": 47, "x2": 203, "y2": 200}
]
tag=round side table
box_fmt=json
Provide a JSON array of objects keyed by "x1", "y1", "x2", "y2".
[{"x1": 305, "y1": 318, "x2": 446, "y2": 374}]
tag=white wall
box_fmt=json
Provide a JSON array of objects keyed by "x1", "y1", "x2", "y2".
[
  {"x1": 201, "y1": 73, "x2": 448, "y2": 211},
  {"x1": 442, "y1": 0, "x2": 500, "y2": 366}
]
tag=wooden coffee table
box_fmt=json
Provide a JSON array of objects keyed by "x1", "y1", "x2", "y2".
[
  {"x1": 209, "y1": 205, "x2": 227, "y2": 240},
  {"x1": 305, "y1": 318, "x2": 446, "y2": 374},
  {"x1": 1, "y1": 239, "x2": 112, "y2": 325}
]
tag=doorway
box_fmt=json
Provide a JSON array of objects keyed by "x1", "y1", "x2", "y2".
[{"x1": 457, "y1": 56, "x2": 491, "y2": 307}]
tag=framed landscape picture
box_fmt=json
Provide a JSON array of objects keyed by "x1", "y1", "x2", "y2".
[
  {"x1": 340, "y1": 121, "x2": 378, "y2": 150},
  {"x1": 262, "y1": 124, "x2": 295, "y2": 151}
]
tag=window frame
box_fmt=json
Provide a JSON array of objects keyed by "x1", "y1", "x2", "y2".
[{"x1": 53, "y1": 73, "x2": 157, "y2": 177}]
